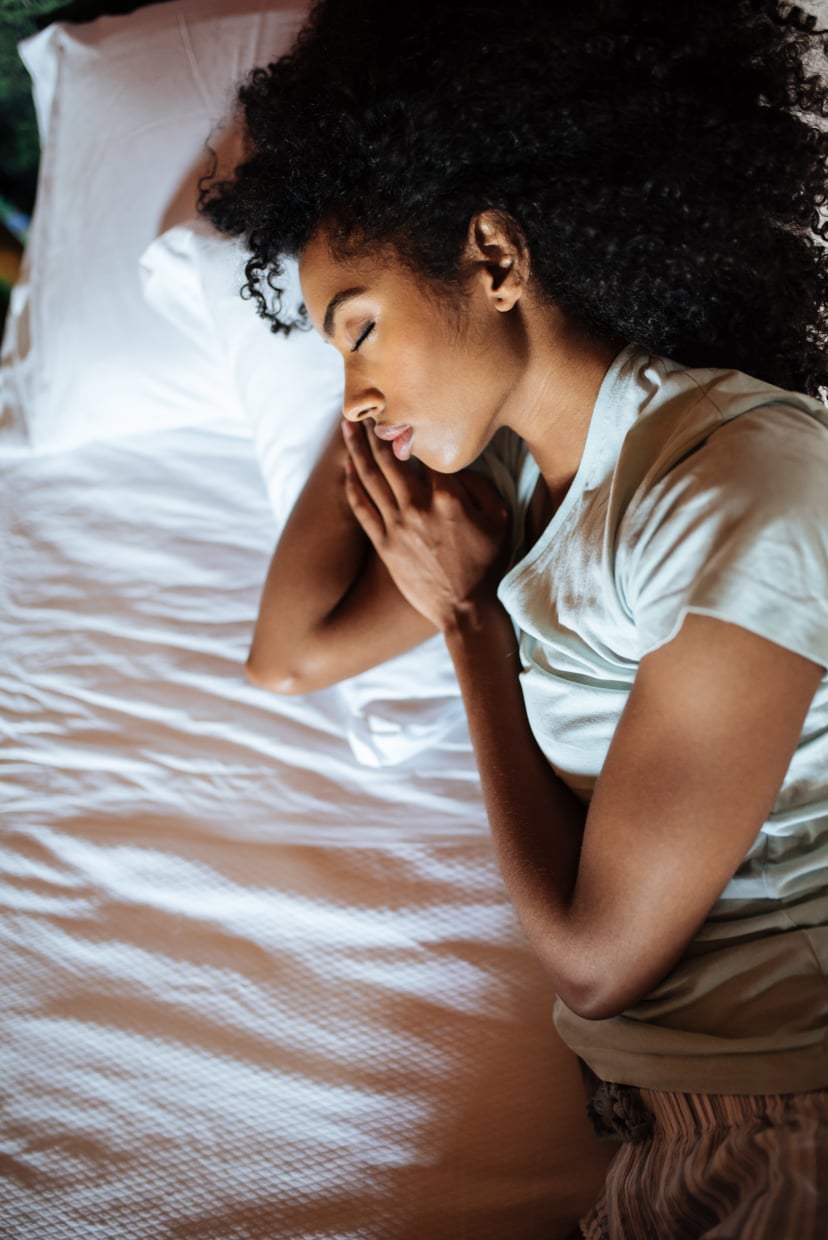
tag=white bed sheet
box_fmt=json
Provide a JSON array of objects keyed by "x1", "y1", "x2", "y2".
[{"x1": 0, "y1": 418, "x2": 610, "y2": 1238}]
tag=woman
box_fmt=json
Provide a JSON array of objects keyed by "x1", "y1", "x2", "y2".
[{"x1": 201, "y1": 1, "x2": 828, "y2": 1234}]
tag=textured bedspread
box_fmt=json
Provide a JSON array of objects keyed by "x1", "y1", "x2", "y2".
[{"x1": 0, "y1": 417, "x2": 610, "y2": 1238}]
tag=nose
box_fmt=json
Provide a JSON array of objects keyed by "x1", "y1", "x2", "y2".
[{"x1": 342, "y1": 376, "x2": 384, "y2": 424}]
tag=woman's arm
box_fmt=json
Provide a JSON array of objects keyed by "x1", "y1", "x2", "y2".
[
  {"x1": 344, "y1": 420, "x2": 824, "y2": 1019},
  {"x1": 246, "y1": 419, "x2": 437, "y2": 693},
  {"x1": 446, "y1": 602, "x2": 822, "y2": 1019}
]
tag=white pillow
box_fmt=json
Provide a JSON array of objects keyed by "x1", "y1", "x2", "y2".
[
  {"x1": 141, "y1": 219, "x2": 344, "y2": 521},
  {"x1": 141, "y1": 219, "x2": 465, "y2": 767},
  {"x1": 0, "y1": 0, "x2": 309, "y2": 454}
]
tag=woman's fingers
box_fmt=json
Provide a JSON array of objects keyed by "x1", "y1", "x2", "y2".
[
  {"x1": 342, "y1": 419, "x2": 423, "y2": 514},
  {"x1": 343, "y1": 452, "x2": 386, "y2": 545},
  {"x1": 340, "y1": 423, "x2": 514, "y2": 629},
  {"x1": 342, "y1": 420, "x2": 396, "y2": 517}
]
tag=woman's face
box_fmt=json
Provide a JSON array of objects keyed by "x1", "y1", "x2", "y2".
[{"x1": 298, "y1": 230, "x2": 528, "y2": 473}]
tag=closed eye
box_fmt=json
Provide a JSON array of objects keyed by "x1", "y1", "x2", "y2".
[{"x1": 351, "y1": 321, "x2": 376, "y2": 353}]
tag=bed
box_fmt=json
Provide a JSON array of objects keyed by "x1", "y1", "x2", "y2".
[{"x1": 0, "y1": 2, "x2": 612, "y2": 1235}]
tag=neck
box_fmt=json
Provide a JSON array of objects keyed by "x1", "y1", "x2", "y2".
[{"x1": 503, "y1": 303, "x2": 623, "y2": 505}]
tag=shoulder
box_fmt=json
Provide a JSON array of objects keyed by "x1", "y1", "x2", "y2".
[
  {"x1": 606, "y1": 358, "x2": 828, "y2": 664},
  {"x1": 617, "y1": 355, "x2": 828, "y2": 517}
]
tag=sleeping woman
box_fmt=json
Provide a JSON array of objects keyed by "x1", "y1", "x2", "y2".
[{"x1": 200, "y1": 1, "x2": 828, "y2": 1234}]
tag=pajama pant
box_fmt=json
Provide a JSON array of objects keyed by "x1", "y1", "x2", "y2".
[{"x1": 579, "y1": 1082, "x2": 828, "y2": 1239}]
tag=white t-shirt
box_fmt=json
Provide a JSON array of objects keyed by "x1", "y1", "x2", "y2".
[{"x1": 488, "y1": 343, "x2": 828, "y2": 1093}]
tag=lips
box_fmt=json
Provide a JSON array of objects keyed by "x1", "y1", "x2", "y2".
[{"x1": 373, "y1": 422, "x2": 414, "y2": 461}]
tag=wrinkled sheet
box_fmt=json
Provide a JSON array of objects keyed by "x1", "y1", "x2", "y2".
[{"x1": 0, "y1": 419, "x2": 610, "y2": 1239}]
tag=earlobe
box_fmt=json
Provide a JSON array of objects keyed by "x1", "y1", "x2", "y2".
[{"x1": 465, "y1": 209, "x2": 528, "y2": 312}]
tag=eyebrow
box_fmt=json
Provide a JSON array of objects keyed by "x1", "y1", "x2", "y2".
[{"x1": 323, "y1": 287, "x2": 367, "y2": 338}]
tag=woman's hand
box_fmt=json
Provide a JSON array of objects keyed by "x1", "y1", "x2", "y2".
[{"x1": 342, "y1": 419, "x2": 513, "y2": 632}]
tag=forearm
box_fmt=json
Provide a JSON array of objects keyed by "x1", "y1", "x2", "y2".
[
  {"x1": 248, "y1": 423, "x2": 436, "y2": 693},
  {"x1": 337, "y1": 423, "x2": 600, "y2": 1005},
  {"x1": 444, "y1": 599, "x2": 594, "y2": 1008},
  {"x1": 248, "y1": 426, "x2": 368, "y2": 690}
]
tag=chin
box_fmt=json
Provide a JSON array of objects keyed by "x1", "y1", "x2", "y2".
[{"x1": 414, "y1": 440, "x2": 479, "y2": 475}]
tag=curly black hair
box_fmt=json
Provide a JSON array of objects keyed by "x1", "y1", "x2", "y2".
[{"x1": 199, "y1": 0, "x2": 828, "y2": 397}]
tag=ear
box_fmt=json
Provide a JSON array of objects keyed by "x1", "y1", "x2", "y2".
[{"x1": 464, "y1": 210, "x2": 529, "y2": 312}]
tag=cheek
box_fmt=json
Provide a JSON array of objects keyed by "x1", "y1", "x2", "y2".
[
  {"x1": 385, "y1": 333, "x2": 452, "y2": 413},
  {"x1": 388, "y1": 319, "x2": 503, "y2": 469}
]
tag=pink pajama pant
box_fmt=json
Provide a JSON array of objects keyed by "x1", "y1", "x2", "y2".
[{"x1": 579, "y1": 1083, "x2": 828, "y2": 1239}]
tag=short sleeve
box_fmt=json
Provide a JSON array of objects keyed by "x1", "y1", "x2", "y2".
[{"x1": 621, "y1": 402, "x2": 828, "y2": 667}]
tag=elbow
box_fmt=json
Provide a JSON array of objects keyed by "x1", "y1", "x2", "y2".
[
  {"x1": 245, "y1": 650, "x2": 311, "y2": 696},
  {"x1": 544, "y1": 955, "x2": 643, "y2": 1023},
  {"x1": 245, "y1": 632, "x2": 345, "y2": 696},
  {"x1": 563, "y1": 988, "x2": 629, "y2": 1023}
]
